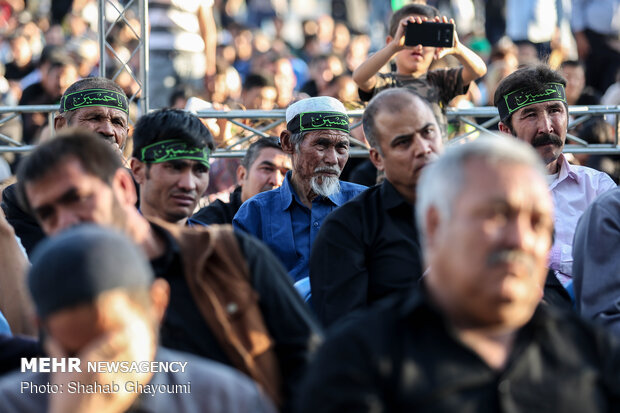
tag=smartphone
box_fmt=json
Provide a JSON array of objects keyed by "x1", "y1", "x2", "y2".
[{"x1": 404, "y1": 22, "x2": 454, "y2": 48}]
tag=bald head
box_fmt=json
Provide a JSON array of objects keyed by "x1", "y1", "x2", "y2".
[{"x1": 363, "y1": 88, "x2": 438, "y2": 153}]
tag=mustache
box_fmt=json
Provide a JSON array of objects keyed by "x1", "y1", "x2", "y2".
[
  {"x1": 487, "y1": 249, "x2": 536, "y2": 272},
  {"x1": 531, "y1": 133, "x2": 563, "y2": 148},
  {"x1": 314, "y1": 166, "x2": 341, "y2": 175}
]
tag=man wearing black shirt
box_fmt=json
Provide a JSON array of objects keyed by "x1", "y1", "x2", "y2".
[
  {"x1": 192, "y1": 137, "x2": 290, "y2": 225},
  {"x1": 310, "y1": 88, "x2": 443, "y2": 326},
  {"x1": 297, "y1": 136, "x2": 620, "y2": 412},
  {"x1": 17, "y1": 131, "x2": 321, "y2": 410}
]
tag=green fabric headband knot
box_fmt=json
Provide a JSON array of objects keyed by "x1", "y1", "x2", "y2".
[
  {"x1": 60, "y1": 88, "x2": 129, "y2": 114},
  {"x1": 139, "y1": 139, "x2": 211, "y2": 168}
]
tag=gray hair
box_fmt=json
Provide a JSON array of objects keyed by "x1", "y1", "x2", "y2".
[
  {"x1": 416, "y1": 134, "x2": 547, "y2": 243},
  {"x1": 289, "y1": 131, "x2": 308, "y2": 150}
]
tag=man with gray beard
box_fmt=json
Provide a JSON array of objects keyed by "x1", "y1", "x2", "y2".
[{"x1": 234, "y1": 97, "x2": 367, "y2": 283}]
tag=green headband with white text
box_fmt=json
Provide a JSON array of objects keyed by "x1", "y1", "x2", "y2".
[
  {"x1": 287, "y1": 111, "x2": 350, "y2": 134},
  {"x1": 497, "y1": 83, "x2": 566, "y2": 122},
  {"x1": 139, "y1": 139, "x2": 210, "y2": 168},
  {"x1": 60, "y1": 88, "x2": 129, "y2": 114}
]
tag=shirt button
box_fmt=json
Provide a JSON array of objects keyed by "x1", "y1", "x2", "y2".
[
  {"x1": 313, "y1": 221, "x2": 319, "y2": 228},
  {"x1": 498, "y1": 379, "x2": 510, "y2": 395}
]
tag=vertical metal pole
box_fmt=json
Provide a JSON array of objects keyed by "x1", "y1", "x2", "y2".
[
  {"x1": 98, "y1": 0, "x2": 106, "y2": 78},
  {"x1": 140, "y1": 0, "x2": 150, "y2": 113}
]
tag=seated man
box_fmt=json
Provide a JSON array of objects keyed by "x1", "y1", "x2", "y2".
[
  {"x1": 234, "y1": 96, "x2": 367, "y2": 282},
  {"x1": 573, "y1": 187, "x2": 620, "y2": 335},
  {"x1": 296, "y1": 136, "x2": 620, "y2": 412},
  {"x1": 130, "y1": 109, "x2": 214, "y2": 226},
  {"x1": 0, "y1": 225, "x2": 275, "y2": 412},
  {"x1": 494, "y1": 64, "x2": 616, "y2": 286},
  {"x1": 310, "y1": 89, "x2": 443, "y2": 326},
  {"x1": 2, "y1": 76, "x2": 131, "y2": 255},
  {"x1": 192, "y1": 137, "x2": 291, "y2": 225},
  {"x1": 17, "y1": 131, "x2": 321, "y2": 409}
]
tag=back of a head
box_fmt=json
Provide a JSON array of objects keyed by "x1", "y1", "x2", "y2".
[
  {"x1": 16, "y1": 129, "x2": 122, "y2": 212},
  {"x1": 28, "y1": 224, "x2": 153, "y2": 319},
  {"x1": 132, "y1": 109, "x2": 215, "y2": 158},
  {"x1": 362, "y1": 88, "x2": 436, "y2": 150},
  {"x1": 416, "y1": 135, "x2": 547, "y2": 241},
  {"x1": 389, "y1": 4, "x2": 440, "y2": 37}
]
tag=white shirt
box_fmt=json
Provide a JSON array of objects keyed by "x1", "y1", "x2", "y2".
[{"x1": 549, "y1": 154, "x2": 617, "y2": 285}]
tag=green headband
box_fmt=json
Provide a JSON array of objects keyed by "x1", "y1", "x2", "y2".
[
  {"x1": 287, "y1": 111, "x2": 350, "y2": 134},
  {"x1": 139, "y1": 139, "x2": 211, "y2": 168},
  {"x1": 60, "y1": 88, "x2": 129, "y2": 114},
  {"x1": 497, "y1": 83, "x2": 566, "y2": 121}
]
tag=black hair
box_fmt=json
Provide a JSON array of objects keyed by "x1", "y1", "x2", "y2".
[
  {"x1": 243, "y1": 72, "x2": 275, "y2": 91},
  {"x1": 388, "y1": 4, "x2": 440, "y2": 38},
  {"x1": 241, "y1": 137, "x2": 282, "y2": 170},
  {"x1": 131, "y1": 109, "x2": 215, "y2": 159},
  {"x1": 17, "y1": 128, "x2": 123, "y2": 213},
  {"x1": 493, "y1": 64, "x2": 567, "y2": 129}
]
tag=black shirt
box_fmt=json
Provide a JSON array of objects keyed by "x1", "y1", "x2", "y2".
[
  {"x1": 1, "y1": 183, "x2": 46, "y2": 256},
  {"x1": 191, "y1": 186, "x2": 243, "y2": 225},
  {"x1": 296, "y1": 283, "x2": 620, "y2": 413},
  {"x1": 150, "y1": 223, "x2": 322, "y2": 406},
  {"x1": 310, "y1": 179, "x2": 423, "y2": 327}
]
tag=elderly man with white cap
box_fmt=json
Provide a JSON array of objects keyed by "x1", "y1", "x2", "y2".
[{"x1": 233, "y1": 96, "x2": 367, "y2": 283}]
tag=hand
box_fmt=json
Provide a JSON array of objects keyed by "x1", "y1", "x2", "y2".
[
  {"x1": 389, "y1": 16, "x2": 418, "y2": 51},
  {"x1": 433, "y1": 16, "x2": 460, "y2": 60}
]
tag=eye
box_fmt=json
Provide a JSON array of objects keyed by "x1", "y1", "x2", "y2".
[{"x1": 194, "y1": 164, "x2": 209, "y2": 174}]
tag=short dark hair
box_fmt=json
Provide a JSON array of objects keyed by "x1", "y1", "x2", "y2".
[
  {"x1": 388, "y1": 4, "x2": 440, "y2": 38},
  {"x1": 493, "y1": 64, "x2": 567, "y2": 129},
  {"x1": 131, "y1": 109, "x2": 215, "y2": 159},
  {"x1": 560, "y1": 60, "x2": 584, "y2": 71},
  {"x1": 241, "y1": 137, "x2": 282, "y2": 170},
  {"x1": 243, "y1": 72, "x2": 275, "y2": 91},
  {"x1": 60, "y1": 77, "x2": 128, "y2": 123},
  {"x1": 363, "y1": 88, "x2": 436, "y2": 153},
  {"x1": 17, "y1": 128, "x2": 123, "y2": 212}
]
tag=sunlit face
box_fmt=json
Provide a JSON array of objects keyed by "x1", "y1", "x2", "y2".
[
  {"x1": 67, "y1": 106, "x2": 129, "y2": 150},
  {"x1": 371, "y1": 97, "x2": 443, "y2": 200},
  {"x1": 500, "y1": 101, "x2": 568, "y2": 169},
  {"x1": 239, "y1": 147, "x2": 291, "y2": 202},
  {"x1": 392, "y1": 14, "x2": 435, "y2": 76},
  {"x1": 134, "y1": 159, "x2": 209, "y2": 224},
  {"x1": 426, "y1": 160, "x2": 554, "y2": 329},
  {"x1": 560, "y1": 65, "x2": 585, "y2": 105},
  {"x1": 291, "y1": 130, "x2": 350, "y2": 189},
  {"x1": 25, "y1": 158, "x2": 126, "y2": 236},
  {"x1": 42, "y1": 64, "x2": 79, "y2": 99}
]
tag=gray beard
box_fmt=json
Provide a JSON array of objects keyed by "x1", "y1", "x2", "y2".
[{"x1": 310, "y1": 175, "x2": 341, "y2": 197}]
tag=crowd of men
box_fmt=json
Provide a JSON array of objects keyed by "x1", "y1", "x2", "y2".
[{"x1": 1, "y1": 0, "x2": 620, "y2": 412}]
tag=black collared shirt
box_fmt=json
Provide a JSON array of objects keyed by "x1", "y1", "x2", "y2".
[
  {"x1": 149, "y1": 223, "x2": 323, "y2": 407},
  {"x1": 192, "y1": 186, "x2": 244, "y2": 225},
  {"x1": 296, "y1": 284, "x2": 620, "y2": 413},
  {"x1": 310, "y1": 179, "x2": 423, "y2": 327}
]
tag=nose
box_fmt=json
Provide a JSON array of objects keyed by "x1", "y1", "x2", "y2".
[
  {"x1": 412, "y1": 135, "x2": 432, "y2": 157},
  {"x1": 537, "y1": 113, "x2": 554, "y2": 135},
  {"x1": 177, "y1": 170, "x2": 197, "y2": 191},
  {"x1": 96, "y1": 120, "x2": 115, "y2": 139},
  {"x1": 323, "y1": 147, "x2": 338, "y2": 166},
  {"x1": 503, "y1": 215, "x2": 536, "y2": 250},
  {"x1": 274, "y1": 170, "x2": 286, "y2": 187},
  {"x1": 54, "y1": 208, "x2": 80, "y2": 235}
]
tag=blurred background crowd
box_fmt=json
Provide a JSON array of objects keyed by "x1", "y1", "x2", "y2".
[{"x1": 0, "y1": 0, "x2": 619, "y2": 186}]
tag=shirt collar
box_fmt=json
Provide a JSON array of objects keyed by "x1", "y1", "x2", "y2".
[
  {"x1": 550, "y1": 153, "x2": 580, "y2": 189},
  {"x1": 381, "y1": 179, "x2": 412, "y2": 210},
  {"x1": 279, "y1": 170, "x2": 343, "y2": 210}
]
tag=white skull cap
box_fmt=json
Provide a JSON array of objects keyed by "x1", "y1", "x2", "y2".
[{"x1": 285, "y1": 96, "x2": 347, "y2": 123}]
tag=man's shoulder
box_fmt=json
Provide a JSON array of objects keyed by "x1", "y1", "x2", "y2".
[
  {"x1": 324, "y1": 184, "x2": 377, "y2": 219},
  {"x1": 338, "y1": 180, "x2": 368, "y2": 199}
]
